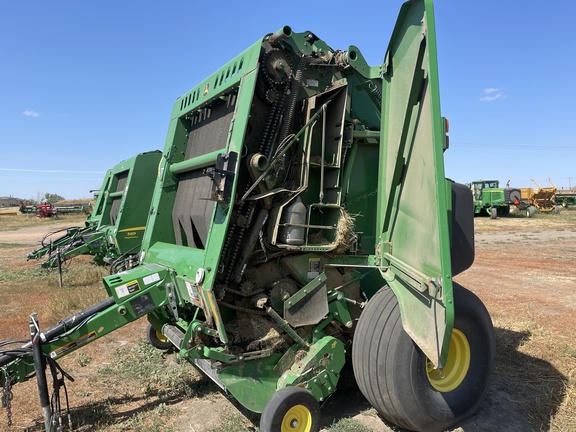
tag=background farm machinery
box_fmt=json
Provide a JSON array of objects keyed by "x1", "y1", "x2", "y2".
[
  {"x1": 0, "y1": 2, "x2": 495, "y2": 432},
  {"x1": 467, "y1": 178, "x2": 568, "y2": 218},
  {"x1": 467, "y1": 179, "x2": 527, "y2": 218},
  {"x1": 26, "y1": 151, "x2": 161, "y2": 271},
  {"x1": 555, "y1": 189, "x2": 576, "y2": 208},
  {"x1": 19, "y1": 202, "x2": 91, "y2": 218},
  {"x1": 520, "y1": 179, "x2": 559, "y2": 213}
]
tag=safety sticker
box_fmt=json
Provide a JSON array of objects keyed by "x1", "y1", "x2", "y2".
[
  {"x1": 307, "y1": 257, "x2": 321, "y2": 279},
  {"x1": 115, "y1": 279, "x2": 140, "y2": 298},
  {"x1": 306, "y1": 78, "x2": 319, "y2": 88},
  {"x1": 185, "y1": 281, "x2": 202, "y2": 307},
  {"x1": 50, "y1": 331, "x2": 97, "y2": 358},
  {"x1": 143, "y1": 273, "x2": 160, "y2": 285}
]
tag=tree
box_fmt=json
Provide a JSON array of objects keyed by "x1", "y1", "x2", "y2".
[{"x1": 44, "y1": 193, "x2": 65, "y2": 203}]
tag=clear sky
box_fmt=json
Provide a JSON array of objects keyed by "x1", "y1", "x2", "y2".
[{"x1": 1, "y1": 1, "x2": 575, "y2": 200}]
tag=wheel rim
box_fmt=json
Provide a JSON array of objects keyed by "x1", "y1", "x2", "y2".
[
  {"x1": 281, "y1": 404, "x2": 312, "y2": 432},
  {"x1": 155, "y1": 331, "x2": 169, "y2": 343},
  {"x1": 426, "y1": 329, "x2": 471, "y2": 392}
]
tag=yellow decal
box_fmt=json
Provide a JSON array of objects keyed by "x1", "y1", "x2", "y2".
[
  {"x1": 118, "y1": 226, "x2": 146, "y2": 233},
  {"x1": 50, "y1": 331, "x2": 98, "y2": 358},
  {"x1": 115, "y1": 279, "x2": 141, "y2": 298}
]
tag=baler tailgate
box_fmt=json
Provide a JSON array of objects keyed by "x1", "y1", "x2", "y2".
[{"x1": 378, "y1": 0, "x2": 453, "y2": 366}]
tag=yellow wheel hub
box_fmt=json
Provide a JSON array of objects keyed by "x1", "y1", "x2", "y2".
[
  {"x1": 281, "y1": 404, "x2": 312, "y2": 432},
  {"x1": 427, "y1": 328, "x2": 471, "y2": 392},
  {"x1": 156, "y1": 331, "x2": 169, "y2": 343}
]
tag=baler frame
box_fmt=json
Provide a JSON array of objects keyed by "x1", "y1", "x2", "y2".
[{"x1": 1, "y1": 2, "x2": 495, "y2": 431}]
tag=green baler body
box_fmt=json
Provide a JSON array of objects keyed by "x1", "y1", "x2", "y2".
[
  {"x1": 28, "y1": 151, "x2": 161, "y2": 267},
  {"x1": 1, "y1": 0, "x2": 477, "y2": 424}
]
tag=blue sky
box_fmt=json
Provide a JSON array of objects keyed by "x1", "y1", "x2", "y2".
[{"x1": 1, "y1": 1, "x2": 575, "y2": 200}]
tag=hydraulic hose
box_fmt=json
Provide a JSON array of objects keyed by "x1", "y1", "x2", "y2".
[{"x1": 0, "y1": 297, "x2": 115, "y2": 367}]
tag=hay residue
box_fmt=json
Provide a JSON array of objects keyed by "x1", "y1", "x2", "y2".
[{"x1": 308, "y1": 208, "x2": 356, "y2": 254}]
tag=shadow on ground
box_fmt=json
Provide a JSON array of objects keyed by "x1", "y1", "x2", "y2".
[{"x1": 15, "y1": 327, "x2": 569, "y2": 432}]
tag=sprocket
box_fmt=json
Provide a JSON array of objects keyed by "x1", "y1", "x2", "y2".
[{"x1": 262, "y1": 48, "x2": 292, "y2": 86}]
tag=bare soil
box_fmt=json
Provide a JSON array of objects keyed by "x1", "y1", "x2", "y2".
[{"x1": 0, "y1": 211, "x2": 575, "y2": 431}]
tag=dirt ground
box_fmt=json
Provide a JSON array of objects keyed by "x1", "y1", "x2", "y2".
[{"x1": 0, "y1": 212, "x2": 575, "y2": 431}]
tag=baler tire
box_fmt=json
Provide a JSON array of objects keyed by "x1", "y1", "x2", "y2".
[
  {"x1": 527, "y1": 207, "x2": 536, "y2": 218},
  {"x1": 490, "y1": 207, "x2": 497, "y2": 219},
  {"x1": 146, "y1": 323, "x2": 173, "y2": 351},
  {"x1": 352, "y1": 284, "x2": 495, "y2": 432},
  {"x1": 260, "y1": 386, "x2": 320, "y2": 432}
]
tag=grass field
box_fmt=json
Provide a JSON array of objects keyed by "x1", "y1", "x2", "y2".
[{"x1": 0, "y1": 210, "x2": 575, "y2": 431}]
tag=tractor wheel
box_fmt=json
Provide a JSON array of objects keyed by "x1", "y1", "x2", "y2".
[
  {"x1": 526, "y1": 207, "x2": 536, "y2": 218},
  {"x1": 260, "y1": 387, "x2": 320, "y2": 432},
  {"x1": 497, "y1": 206, "x2": 510, "y2": 217},
  {"x1": 352, "y1": 284, "x2": 495, "y2": 432},
  {"x1": 146, "y1": 323, "x2": 173, "y2": 350},
  {"x1": 490, "y1": 207, "x2": 497, "y2": 219}
]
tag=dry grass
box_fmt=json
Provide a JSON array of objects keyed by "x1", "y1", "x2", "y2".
[
  {"x1": 0, "y1": 232, "x2": 198, "y2": 431},
  {"x1": 1, "y1": 208, "x2": 576, "y2": 431},
  {"x1": 472, "y1": 208, "x2": 576, "y2": 431},
  {"x1": 475, "y1": 206, "x2": 576, "y2": 232},
  {"x1": 492, "y1": 318, "x2": 576, "y2": 430},
  {"x1": 0, "y1": 213, "x2": 87, "y2": 232}
]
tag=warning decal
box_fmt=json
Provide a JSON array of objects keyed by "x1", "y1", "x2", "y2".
[
  {"x1": 307, "y1": 257, "x2": 321, "y2": 279},
  {"x1": 115, "y1": 279, "x2": 141, "y2": 298}
]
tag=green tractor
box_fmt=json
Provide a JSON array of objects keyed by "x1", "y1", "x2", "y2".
[
  {"x1": 468, "y1": 179, "x2": 527, "y2": 218},
  {"x1": 555, "y1": 189, "x2": 576, "y2": 208},
  {"x1": 1, "y1": 2, "x2": 495, "y2": 431},
  {"x1": 26, "y1": 150, "x2": 161, "y2": 271}
]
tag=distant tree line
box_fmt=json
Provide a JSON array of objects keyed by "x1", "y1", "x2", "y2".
[{"x1": 25, "y1": 193, "x2": 65, "y2": 205}]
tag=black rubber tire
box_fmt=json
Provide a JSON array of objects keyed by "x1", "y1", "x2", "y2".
[
  {"x1": 490, "y1": 207, "x2": 497, "y2": 219},
  {"x1": 497, "y1": 206, "x2": 510, "y2": 217},
  {"x1": 527, "y1": 206, "x2": 536, "y2": 218},
  {"x1": 146, "y1": 323, "x2": 173, "y2": 350},
  {"x1": 352, "y1": 284, "x2": 495, "y2": 432},
  {"x1": 260, "y1": 387, "x2": 320, "y2": 432},
  {"x1": 508, "y1": 189, "x2": 522, "y2": 204}
]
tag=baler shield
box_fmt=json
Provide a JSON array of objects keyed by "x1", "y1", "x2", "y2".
[{"x1": 377, "y1": 0, "x2": 453, "y2": 367}]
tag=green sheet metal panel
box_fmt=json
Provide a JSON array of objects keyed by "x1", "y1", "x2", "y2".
[
  {"x1": 378, "y1": 0, "x2": 453, "y2": 367},
  {"x1": 112, "y1": 150, "x2": 162, "y2": 255}
]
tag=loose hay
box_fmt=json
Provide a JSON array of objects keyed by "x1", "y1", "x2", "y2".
[{"x1": 308, "y1": 208, "x2": 356, "y2": 254}]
